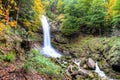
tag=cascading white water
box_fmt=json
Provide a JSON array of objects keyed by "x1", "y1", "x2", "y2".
[
  {"x1": 95, "y1": 62, "x2": 107, "y2": 78},
  {"x1": 40, "y1": 15, "x2": 62, "y2": 58},
  {"x1": 95, "y1": 62, "x2": 114, "y2": 80}
]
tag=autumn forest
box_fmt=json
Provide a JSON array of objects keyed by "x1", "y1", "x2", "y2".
[{"x1": 0, "y1": 0, "x2": 120, "y2": 80}]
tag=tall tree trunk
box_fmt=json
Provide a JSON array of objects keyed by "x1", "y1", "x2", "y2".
[
  {"x1": 14, "y1": 0, "x2": 21, "y2": 33},
  {"x1": 15, "y1": 0, "x2": 21, "y2": 28}
]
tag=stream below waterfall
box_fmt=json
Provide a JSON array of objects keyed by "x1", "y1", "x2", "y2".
[{"x1": 95, "y1": 62, "x2": 113, "y2": 80}]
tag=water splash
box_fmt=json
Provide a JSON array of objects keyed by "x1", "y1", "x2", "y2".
[{"x1": 40, "y1": 15, "x2": 61, "y2": 58}]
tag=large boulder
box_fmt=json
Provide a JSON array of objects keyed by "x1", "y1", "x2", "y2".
[
  {"x1": 87, "y1": 58, "x2": 96, "y2": 70},
  {"x1": 50, "y1": 21, "x2": 60, "y2": 33}
]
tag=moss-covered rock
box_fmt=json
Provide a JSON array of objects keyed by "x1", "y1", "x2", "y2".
[
  {"x1": 54, "y1": 34, "x2": 69, "y2": 44},
  {"x1": 103, "y1": 37, "x2": 120, "y2": 72}
]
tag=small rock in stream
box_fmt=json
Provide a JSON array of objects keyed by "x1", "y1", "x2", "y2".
[{"x1": 79, "y1": 69, "x2": 89, "y2": 77}]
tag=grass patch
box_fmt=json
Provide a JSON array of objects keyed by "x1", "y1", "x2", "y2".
[
  {"x1": 0, "y1": 51, "x2": 16, "y2": 62},
  {"x1": 23, "y1": 49, "x2": 63, "y2": 78}
]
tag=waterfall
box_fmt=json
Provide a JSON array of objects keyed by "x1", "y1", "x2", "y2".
[
  {"x1": 42, "y1": 15, "x2": 51, "y2": 47},
  {"x1": 40, "y1": 15, "x2": 62, "y2": 58}
]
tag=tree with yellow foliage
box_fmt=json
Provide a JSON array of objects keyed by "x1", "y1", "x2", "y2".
[
  {"x1": 57, "y1": 0, "x2": 64, "y2": 13},
  {"x1": 0, "y1": 22, "x2": 7, "y2": 34},
  {"x1": 33, "y1": 0, "x2": 44, "y2": 15},
  {"x1": 105, "y1": 0, "x2": 116, "y2": 20},
  {"x1": 20, "y1": 0, "x2": 44, "y2": 32},
  {"x1": 0, "y1": 0, "x2": 3, "y2": 16}
]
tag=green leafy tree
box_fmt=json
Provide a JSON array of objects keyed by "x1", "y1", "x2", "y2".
[
  {"x1": 42, "y1": 0, "x2": 58, "y2": 18},
  {"x1": 41, "y1": 0, "x2": 115, "y2": 36},
  {"x1": 112, "y1": 0, "x2": 120, "y2": 29},
  {"x1": 56, "y1": 0, "x2": 64, "y2": 13},
  {"x1": 19, "y1": 0, "x2": 33, "y2": 20},
  {"x1": 60, "y1": 16, "x2": 80, "y2": 36},
  {"x1": 60, "y1": 0, "x2": 109, "y2": 36},
  {"x1": 19, "y1": 0, "x2": 44, "y2": 32},
  {"x1": 60, "y1": 0, "x2": 92, "y2": 36},
  {"x1": 86, "y1": 0, "x2": 106, "y2": 34}
]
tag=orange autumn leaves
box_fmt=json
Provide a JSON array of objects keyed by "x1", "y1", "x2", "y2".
[
  {"x1": 3, "y1": 15, "x2": 17, "y2": 28},
  {"x1": 0, "y1": 0, "x2": 18, "y2": 33},
  {"x1": 8, "y1": 21, "x2": 17, "y2": 28},
  {"x1": 0, "y1": 0, "x2": 44, "y2": 34},
  {"x1": 0, "y1": 22, "x2": 6, "y2": 34}
]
